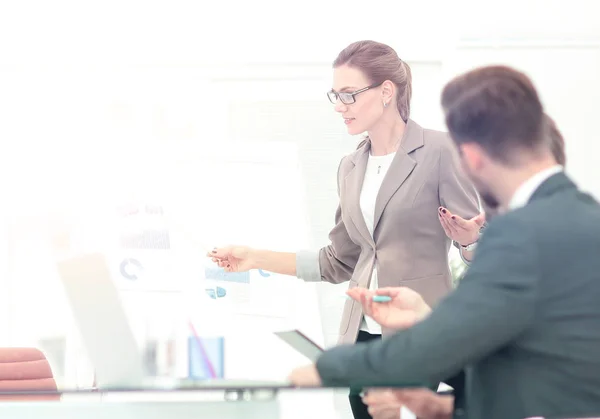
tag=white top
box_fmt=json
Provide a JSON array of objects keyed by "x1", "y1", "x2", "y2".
[
  {"x1": 358, "y1": 152, "x2": 396, "y2": 334},
  {"x1": 508, "y1": 166, "x2": 563, "y2": 210}
]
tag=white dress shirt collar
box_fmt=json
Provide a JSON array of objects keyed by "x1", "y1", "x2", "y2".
[{"x1": 508, "y1": 165, "x2": 563, "y2": 211}]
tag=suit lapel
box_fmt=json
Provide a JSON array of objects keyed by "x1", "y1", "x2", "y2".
[
  {"x1": 345, "y1": 145, "x2": 374, "y2": 246},
  {"x1": 373, "y1": 120, "x2": 424, "y2": 231}
]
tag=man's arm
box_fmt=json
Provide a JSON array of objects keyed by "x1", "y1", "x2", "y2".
[{"x1": 316, "y1": 216, "x2": 540, "y2": 387}]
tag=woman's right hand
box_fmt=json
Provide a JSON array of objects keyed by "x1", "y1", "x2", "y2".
[{"x1": 207, "y1": 246, "x2": 256, "y2": 272}]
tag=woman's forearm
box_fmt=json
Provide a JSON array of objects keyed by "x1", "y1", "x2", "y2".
[
  {"x1": 250, "y1": 249, "x2": 297, "y2": 276},
  {"x1": 460, "y1": 247, "x2": 474, "y2": 263}
]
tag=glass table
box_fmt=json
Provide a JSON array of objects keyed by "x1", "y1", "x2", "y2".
[{"x1": 0, "y1": 384, "x2": 354, "y2": 419}]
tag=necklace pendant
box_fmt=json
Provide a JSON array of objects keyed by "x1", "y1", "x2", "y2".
[{"x1": 377, "y1": 165, "x2": 381, "y2": 174}]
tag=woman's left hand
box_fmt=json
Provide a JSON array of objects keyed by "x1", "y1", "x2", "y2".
[{"x1": 438, "y1": 207, "x2": 485, "y2": 246}]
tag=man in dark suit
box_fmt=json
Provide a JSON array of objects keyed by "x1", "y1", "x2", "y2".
[
  {"x1": 356, "y1": 114, "x2": 570, "y2": 418},
  {"x1": 289, "y1": 65, "x2": 600, "y2": 419}
]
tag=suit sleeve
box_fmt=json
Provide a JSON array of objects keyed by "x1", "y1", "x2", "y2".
[
  {"x1": 315, "y1": 216, "x2": 540, "y2": 387},
  {"x1": 296, "y1": 157, "x2": 361, "y2": 284},
  {"x1": 438, "y1": 134, "x2": 480, "y2": 220}
]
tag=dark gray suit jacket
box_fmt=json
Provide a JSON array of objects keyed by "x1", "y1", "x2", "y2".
[{"x1": 316, "y1": 173, "x2": 600, "y2": 419}]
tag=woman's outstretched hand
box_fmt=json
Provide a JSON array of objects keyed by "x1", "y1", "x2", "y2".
[
  {"x1": 438, "y1": 207, "x2": 485, "y2": 246},
  {"x1": 207, "y1": 246, "x2": 256, "y2": 272}
]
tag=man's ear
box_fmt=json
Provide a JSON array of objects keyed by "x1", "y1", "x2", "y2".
[{"x1": 460, "y1": 143, "x2": 485, "y2": 173}]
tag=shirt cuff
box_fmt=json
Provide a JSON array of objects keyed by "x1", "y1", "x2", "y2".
[{"x1": 295, "y1": 249, "x2": 322, "y2": 282}]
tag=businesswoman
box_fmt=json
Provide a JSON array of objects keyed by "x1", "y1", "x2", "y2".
[{"x1": 209, "y1": 40, "x2": 480, "y2": 419}]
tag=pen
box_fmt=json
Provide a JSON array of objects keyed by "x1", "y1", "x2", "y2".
[
  {"x1": 372, "y1": 295, "x2": 392, "y2": 303},
  {"x1": 345, "y1": 295, "x2": 393, "y2": 302}
]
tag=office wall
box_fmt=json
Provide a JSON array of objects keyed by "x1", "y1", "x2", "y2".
[
  {"x1": 443, "y1": 43, "x2": 600, "y2": 200},
  {"x1": 446, "y1": 0, "x2": 600, "y2": 199},
  {"x1": 0, "y1": 0, "x2": 599, "y2": 384}
]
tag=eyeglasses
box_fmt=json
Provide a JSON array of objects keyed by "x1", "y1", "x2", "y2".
[{"x1": 327, "y1": 82, "x2": 383, "y2": 105}]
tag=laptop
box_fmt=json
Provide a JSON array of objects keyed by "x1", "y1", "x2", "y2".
[
  {"x1": 56, "y1": 252, "x2": 147, "y2": 388},
  {"x1": 56, "y1": 252, "x2": 294, "y2": 390}
]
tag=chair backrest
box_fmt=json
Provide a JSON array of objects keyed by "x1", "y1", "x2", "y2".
[{"x1": 0, "y1": 347, "x2": 59, "y2": 401}]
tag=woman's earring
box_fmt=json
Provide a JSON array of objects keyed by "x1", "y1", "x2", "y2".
[{"x1": 383, "y1": 101, "x2": 388, "y2": 108}]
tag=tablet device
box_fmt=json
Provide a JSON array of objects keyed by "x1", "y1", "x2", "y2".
[{"x1": 274, "y1": 330, "x2": 324, "y2": 362}]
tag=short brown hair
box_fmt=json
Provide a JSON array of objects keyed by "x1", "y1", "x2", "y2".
[
  {"x1": 334, "y1": 40, "x2": 412, "y2": 122},
  {"x1": 441, "y1": 65, "x2": 545, "y2": 164},
  {"x1": 545, "y1": 114, "x2": 566, "y2": 166}
]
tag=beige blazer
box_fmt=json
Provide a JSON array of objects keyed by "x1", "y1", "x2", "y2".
[{"x1": 297, "y1": 119, "x2": 480, "y2": 344}]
